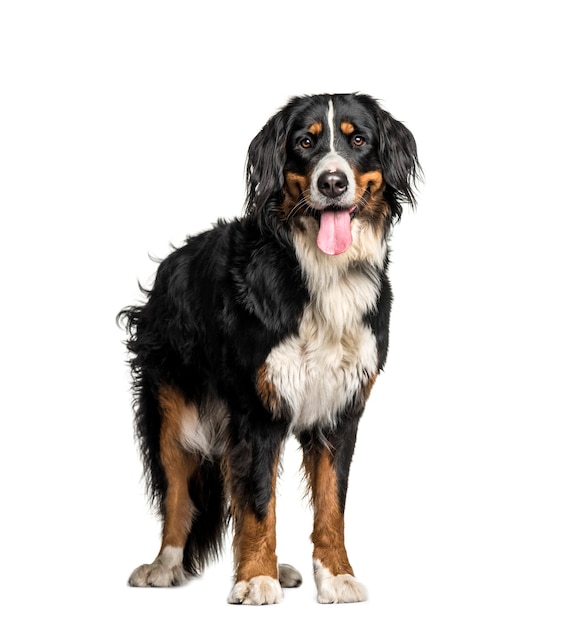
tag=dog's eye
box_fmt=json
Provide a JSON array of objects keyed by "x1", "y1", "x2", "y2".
[
  {"x1": 299, "y1": 137, "x2": 313, "y2": 149},
  {"x1": 352, "y1": 135, "x2": 366, "y2": 147}
]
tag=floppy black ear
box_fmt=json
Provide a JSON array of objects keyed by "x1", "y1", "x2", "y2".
[
  {"x1": 377, "y1": 108, "x2": 420, "y2": 221},
  {"x1": 244, "y1": 109, "x2": 288, "y2": 217}
]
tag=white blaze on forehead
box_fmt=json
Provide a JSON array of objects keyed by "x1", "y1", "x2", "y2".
[
  {"x1": 327, "y1": 99, "x2": 336, "y2": 153},
  {"x1": 310, "y1": 98, "x2": 356, "y2": 209}
]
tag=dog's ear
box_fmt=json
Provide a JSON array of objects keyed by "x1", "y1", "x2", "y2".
[
  {"x1": 377, "y1": 108, "x2": 421, "y2": 221},
  {"x1": 245, "y1": 109, "x2": 288, "y2": 217}
]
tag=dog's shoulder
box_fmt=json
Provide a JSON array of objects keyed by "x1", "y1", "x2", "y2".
[{"x1": 150, "y1": 216, "x2": 308, "y2": 338}]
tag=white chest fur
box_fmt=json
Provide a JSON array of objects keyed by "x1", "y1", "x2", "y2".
[{"x1": 264, "y1": 218, "x2": 385, "y2": 432}]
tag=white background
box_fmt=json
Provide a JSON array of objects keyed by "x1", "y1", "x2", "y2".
[{"x1": 1, "y1": 1, "x2": 582, "y2": 624}]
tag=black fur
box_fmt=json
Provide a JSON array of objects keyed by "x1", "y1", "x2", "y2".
[{"x1": 119, "y1": 92, "x2": 420, "y2": 584}]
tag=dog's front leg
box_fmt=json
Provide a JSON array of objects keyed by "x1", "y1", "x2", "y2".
[
  {"x1": 226, "y1": 433, "x2": 284, "y2": 605},
  {"x1": 301, "y1": 418, "x2": 368, "y2": 603}
]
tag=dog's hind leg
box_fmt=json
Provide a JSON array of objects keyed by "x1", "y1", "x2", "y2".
[{"x1": 129, "y1": 386, "x2": 197, "y2": 587}]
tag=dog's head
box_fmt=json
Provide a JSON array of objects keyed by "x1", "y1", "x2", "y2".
[{"x1": 245, "y1": 93, "x2": 420, "y2": 256}]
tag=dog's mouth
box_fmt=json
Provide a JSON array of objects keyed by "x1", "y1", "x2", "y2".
[{"x1": 312, "y1": 205, "x2": 358, "y2": 256}]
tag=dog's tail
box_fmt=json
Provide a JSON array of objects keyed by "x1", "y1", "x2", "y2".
[
  {"x1": 118, "y1": 305, "x2": 229, "y2": 576},
  {"x1": 183, "y1": 459, "x2": 228, "y2": 575}
]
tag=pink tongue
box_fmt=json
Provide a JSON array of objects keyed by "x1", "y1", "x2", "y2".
[{"x1": 317, "y1": 210, "x2": 353, "y2": 255}]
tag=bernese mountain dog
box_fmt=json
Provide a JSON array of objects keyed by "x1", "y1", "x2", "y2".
[{"x1": 119, "y1": 92, "x2": 420, "y2": 604}]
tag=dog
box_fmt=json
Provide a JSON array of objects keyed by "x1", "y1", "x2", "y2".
[{"x1": 118, "y1": 93, "x2": 419, "y2": 604}]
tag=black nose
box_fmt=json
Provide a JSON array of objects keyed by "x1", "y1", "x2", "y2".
[{"x1": 317, "y1": 170, "x2": 348, "y2": 199}]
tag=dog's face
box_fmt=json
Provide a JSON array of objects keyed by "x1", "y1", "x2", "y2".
[
  {"x1": 246, "y1": 93, "x2": 419, "y2": 256},
  {"x1": 282, "y1": 96, "x2": 387, "y2": 255}
]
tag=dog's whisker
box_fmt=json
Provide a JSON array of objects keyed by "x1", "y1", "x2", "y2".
[{"x1": 286, "y1": 194, "x2": 312, "y2": 221}]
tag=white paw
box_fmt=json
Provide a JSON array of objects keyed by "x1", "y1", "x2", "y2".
[
  {"x1": 228, "y1": 576, "x2": 283, "y2": 605},
  {"x1": 128, "y1": 547, "x2": 187, "y2": 587},
  {"x1": 313, "y1": 559, "x2": 367, "y2": 604}
]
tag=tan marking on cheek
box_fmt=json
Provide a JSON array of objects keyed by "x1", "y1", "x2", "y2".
[
  {"x1": 285, "y1": 171, "x2": 310, "y2": 194},
  {"x1": 348, "y1": 167, "x2": 391, "y2": 239},
  {"x1": 340, "y1": 122, "x2": 355, "y2": 135},
  {"x1": 304, "y1": 449, "x2": 354, "y2": 577},
  {"x1": 309, "y1": 122, "x2": 323, "y2": 135},
  {"x1": 355, "y1": 170, "x2": 384, "y2": 197},
  {"x1": 282, "y1": 171, "x2": 311, "y2": 217}
]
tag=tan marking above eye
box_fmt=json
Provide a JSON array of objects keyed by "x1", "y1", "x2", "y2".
[
  {"x1": 309, "y1": 122, "x2": 323, "y2": 135},
  {"x1": 341, "y1": 122, "x2": 355, "y2": 135}
]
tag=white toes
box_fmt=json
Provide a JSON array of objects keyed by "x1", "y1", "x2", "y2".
[
  {"x1": 313, "y1": 559, "x2": 367, "y2": 604},
  {"x1": 128, "y1": 562, "x2": 186, "y2": 587},
  {"x1": 228, "y1": 576, "x2": 283, "y2": 605},
  {"x1": 128, "y1": 547, "x2": 187, "y2": 587}
]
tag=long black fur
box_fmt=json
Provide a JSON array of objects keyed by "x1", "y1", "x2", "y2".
[{"x1": 119, "y1": 92, "x2": 420, "y2": 577}]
